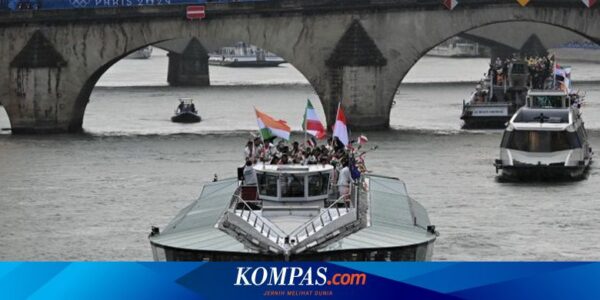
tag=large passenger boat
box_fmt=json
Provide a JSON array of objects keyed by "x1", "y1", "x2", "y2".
[
  {"x1": 460, "y1": 59, "x2": 530, "y2": 129},
  {"x1": 494, "y1": 90, "x2": 593, "y2": 180},
  {"x1": 209, "y1": 42, "x2": 286, "y2": 67},
  {"x1": 149, "y1": 164, "x2": 437, "y2": 261}
]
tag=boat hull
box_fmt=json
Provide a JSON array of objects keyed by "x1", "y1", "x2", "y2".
[
  {"x1": 208, "y1": 60, "x2": 284, "y2": 67},
  {"x1": 495, "y1": 161, "x2": 591, "y2": 181},
  {"x1": 461, "y1": 115, "x2": 511, "y2": 129},
  {"x1": 171, "y1": 112, "x2": 201, "y2": 123},
  {"x1": 149, "y1": 239, "x2": 435, "y2": 262}
]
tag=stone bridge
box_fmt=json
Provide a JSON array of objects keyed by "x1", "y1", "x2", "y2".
[{"x1": 0, "y1": 0, "x2": 599, "y2": 133}]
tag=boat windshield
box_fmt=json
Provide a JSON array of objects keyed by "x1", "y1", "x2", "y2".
[
  {"x1": 280, "y1": 174, "x2": 304, "y2": 198},
  {"x1": 529, "y1": 96, "x2": 565, "y2": 108},
  {"x1": 501, "y1": 130, "x2": 580, "y2": 152},
  {"x1": 308, "y1": 173, "x2": 330, "y2": 197},
  {"x1": 257, "y1": 173, "x2": 278, "y2": 197}
]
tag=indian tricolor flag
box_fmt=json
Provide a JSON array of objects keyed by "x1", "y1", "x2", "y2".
[
  {"x1": 255, "y1": 108, "x2": 291, "y2": 141},
  {"x1": 302, "y1": 99, "x2": 326, "y2": 139}
]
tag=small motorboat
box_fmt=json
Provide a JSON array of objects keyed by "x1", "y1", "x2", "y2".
[{"x1": 171, "y1": 98, "x2": 201, "y2": 123}]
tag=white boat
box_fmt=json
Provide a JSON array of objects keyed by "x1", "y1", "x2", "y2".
[
  {"x1": 209, "y1": 42, "x2": 286, "y2": 67},
  {"x1": 149, "y1": 164, "x2": 437, "y2": 261},
  {"x1": 427, "y1": 37, "x2": 482, "y2": 58},
  {"x1": 494, "y1": 90, "x2": 593, "y2": 180}
]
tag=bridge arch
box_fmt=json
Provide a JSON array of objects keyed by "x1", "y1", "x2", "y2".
[{"x1": 72, "y1": 27, "x2": 327, "y2": 133}]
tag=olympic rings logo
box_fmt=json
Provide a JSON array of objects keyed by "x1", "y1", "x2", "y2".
[{"x1": 69, "y1": 0, "x2": 91, "y2": 8}]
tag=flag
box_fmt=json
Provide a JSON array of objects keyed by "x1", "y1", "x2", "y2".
[
  {"x1": 358, "y1": 135, "x2": 368, "y2": 145},
  {"x1": 442, "y1": 0, "x2": 458, "y2": 10},
  {"x1": 332, "y1": 103, "x2": 349, "y2": 146},
  {"x1": 349, "y1": 158, "x2": 362, "y2": 180},
  {"x1": 302, "y1": 99, "x2": 326, "y2": 139},
  {"x1": 516, "y1": 0, "x2": 530, "y2": 6},
  {"x1": 582, "y1": 0, "x2": 597, "y2": 8},
  {"x1": 255, "y1": 108, "x2": 291, "y2": 141}
]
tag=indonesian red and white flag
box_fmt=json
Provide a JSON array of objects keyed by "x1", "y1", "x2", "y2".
[
  {"x1": 302, "y1": 99, "x2": 326, "y2": 139},
  {"x1": 332, "y1": 103, "x2": 349, "y2": 146},
  {"x1": 442, "y1": 0, "x2": 458, "y2": 10},
  {"x1": 358, "y1": 135, "x2": 368, "y2": 145},
  {"x1": 582, "y1": 0, "x2": 597, "y2": 7}
]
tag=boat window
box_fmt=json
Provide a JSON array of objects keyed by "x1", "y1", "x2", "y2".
[
  {"x1": 308, "y1": 173, "x2": 330, "y2": 197},
  {"x1": 280, "y1": 174, "x2": 305, "y2": 198},
  {"x1": 530, "y1": 96, "x2": 564, "y2": 108},
  {"x1": 500, "y1": 131, "x2": 512, "y2": 148},
  {"x1": 257, "y1": 173, "x2": 278, "y2": 197},
  {"x1": 507, "y1": 130, "x2": 580, "y2": 152}
]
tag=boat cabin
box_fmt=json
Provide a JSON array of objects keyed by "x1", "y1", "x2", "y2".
[
  {"x1": 526, "y1": 90, "x2": 570, "y2": 109},
  {"x1": 238, "y1": 164, "x2": 337, "y2": 217},
  {"x1": 254, "y1": 164, "x2": 333, "y2": 204}
]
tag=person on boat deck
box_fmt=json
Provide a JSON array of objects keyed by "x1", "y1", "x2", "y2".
[
  {"x1": 189, "y1": 101, "x2": 196, "y2": 113},
  {"x1": 333, "y1": 137, "x2": 345, "y2": 152},
  {"x1": 244, "y1": 141, "x2": 255, "y2": 161},
  {"x1": 243, "y1": 160, "x2": 258, "y2": 185},
  {"x1": 337, "y1": 160, "x2": 352, "y2": 205},
  {"x1": 291, "y1": 141, "x2": 300, "y2": 157},
  {"x1": 279, "y1": 154, "x2": 290, "y2": 165},
  {"x1": 325, "y1": 137, "x2": 334, "y2": 152},
  {"x1": 177, "y1": 100, "x2": 185, "y2": 113},
  {"x1": 253, "y1": 137, "x2": 264, "y2": 160}
]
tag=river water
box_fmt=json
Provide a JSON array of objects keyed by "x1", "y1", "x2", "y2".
[{"x1": 1, "y1": 50, "x2": 600, "y2": 261}]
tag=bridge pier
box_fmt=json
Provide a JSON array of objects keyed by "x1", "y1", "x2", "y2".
[
  {"x1": 166, "y1": 39, "x2": 210, "y2": 87},
  {"x1": 321, "y1": 20, "x2": 391, "y2": 130},
  {"x1": 5, "y1": 30, "x2": 86, "y2": 134},
  {"x1": 322, "y1": 66, "x2": 392, "y2": 130}
]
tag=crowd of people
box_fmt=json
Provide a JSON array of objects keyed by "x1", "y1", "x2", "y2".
[
  {"x1": 242, "y1": 135, "x2": 372, "y2": 197},
  {"x1": 244, "y1": 136, "x2": 370, "y2": 169},
  {"x1": 525, "y1": 55, "x2": 554, "y2": 89},
  {"x1": 487, "y1": 54, "x2": 555, "y2": 90}
]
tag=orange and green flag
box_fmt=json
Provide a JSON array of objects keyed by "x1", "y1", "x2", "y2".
[{"x1": 255, "y1": 108, "x2": 291, "y2": 141}]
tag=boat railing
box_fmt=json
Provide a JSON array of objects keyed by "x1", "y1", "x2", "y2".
[
  {"x1": 288, "y1": 186, "x2": 356, "y2": 245},
  {"x1": 228, "y1": 192, "x2": 285, "y2": 246}
]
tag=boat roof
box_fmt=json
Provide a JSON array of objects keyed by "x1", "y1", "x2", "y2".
[
  {"x1": 254, "y1": 163, "x2": 334, "y2": 173},
  {"x1": 509, "y1": 108, "x2": 574, "y2": 131},
  {"x1": 527, "y1": 90, "x2": 568, "y2": 96},
  {"x1": 513, "y1": 108, "x2": 571, "y2": 123},
  {"x1": 150, "y1": 176, "x2": 435, "y2": 253}
]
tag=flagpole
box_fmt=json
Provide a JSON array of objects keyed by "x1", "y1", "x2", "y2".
[{"x1": 304, "y1": 100, "x2": 308, "y2": 149}]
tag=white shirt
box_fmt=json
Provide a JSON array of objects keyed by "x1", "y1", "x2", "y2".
[
  {"x1": 337, "y1": 166, "x2": 352, "y2": 188},
  {"x1": 243, "y1": 165, "x2": 257, "y2": 185}
]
